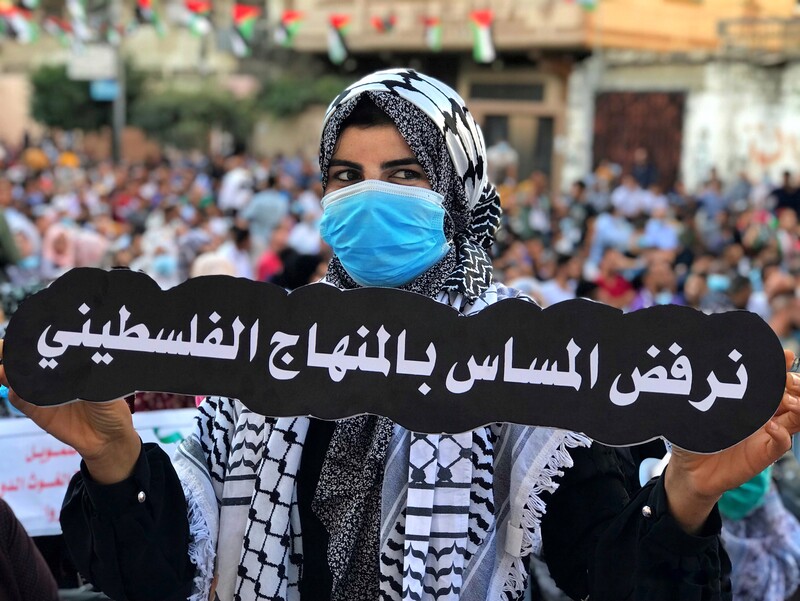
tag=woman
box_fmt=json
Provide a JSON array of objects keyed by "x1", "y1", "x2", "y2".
[
  {"x1": 720, "y1": 470, "x2": 800, "y2": 601},
  {"x1": 2, "y1": 69, "x2": 800, "y2": 601}
]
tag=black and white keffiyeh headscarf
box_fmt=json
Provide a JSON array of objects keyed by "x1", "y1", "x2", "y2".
[
  {"x1": 315, "y1": 69, "x2": 508, "y2": 600},
  {"x1": 173, "y1": 69, "x2": 590, "y2": 601},
  {"x1": 320, "y1": 68, "x2": 503, "y2": 304}
]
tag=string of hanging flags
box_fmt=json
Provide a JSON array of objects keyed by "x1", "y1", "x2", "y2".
[{"x1": 0, "y1": 3, "x2": 599, "y2": 61}]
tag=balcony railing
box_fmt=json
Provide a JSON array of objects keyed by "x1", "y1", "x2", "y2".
[{"x1": 718, "y1": 17, "x2": 800, "y2": 61}]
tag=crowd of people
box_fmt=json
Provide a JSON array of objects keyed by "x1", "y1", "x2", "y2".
[
  {"x1": 3, "y1": 143, "x2": 800, "y2": 426},
  {"x1": 492, "y1": 159, "x2": 800, "y2": 355},
  {"x1": 1, "y1": 75, "x2": 800, "y2": 600},
  {"x1": 2, "y1": 134, "x2": 800, "y2": 355},
  {"x1": 0, "y1": 136, "x2": 331, "y2": 416}
]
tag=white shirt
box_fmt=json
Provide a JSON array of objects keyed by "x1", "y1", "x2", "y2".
[{"x1": 218, "y1": 168, "x2": 253, "y2": 213}]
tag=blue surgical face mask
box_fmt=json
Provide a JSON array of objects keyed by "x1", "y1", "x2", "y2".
[
  {"x1": 655, "y1": 291, "x2": 673, "y2": 305},
  {"x1": 319, "y1": 180, "x2": 451, "y2": 287},
  {"x1": 152, "y1": 253, "x2": 178, "y2": 277},
  {"x1": 707, "y1": 273, "x2": 730, "y2": 293},
  {"x1": 180, "y1": 205, "x2": 197, "y2": 223},
  {"x1": 19, "y1": 255, "x2": 40, "y2": 270}
]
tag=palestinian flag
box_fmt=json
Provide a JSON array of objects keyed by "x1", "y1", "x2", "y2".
[
  {"x1": 0, "y1": 0, "x2": 13, "y2": 19},
  {"x1": 104, "y1": 21, "x2": 129, "y2": 45},
  {"x1": 274, "y1": 9, "x2": 302, "y2": 47},
  {"x1": 422, "y1": 16, "x2": 441, "y2": 52},
  {"x1": 66, "y1": 0, "x2": 90, "y2": 41},
  {"x1": 43, "y1": 15, "x2": 73, "y2": 46},
  {"x1": 0, "y1": 0, "x2": 11, "y2": 35},
  {"x1": 327, "y1": 13, "x2": 349, "y2": 65},
  {"x1": 135, "y1": 0, "x2": 165, "y2": 36},
  {"x1": 566, "y1": 0, "x2": 598, "y2": 9},
  {"x1": 231, "y1": 3, "x2": 260, "y2": 57},
  {"x1": 186, "y1": 0, "x2": 211, "y2": 16},
  {"x1": 7, "y1": 7, "x2": 37, "y2": 43},
  {"x1": 16, "y1": 0, "x2": 37, "y2": 10},
  {"x1": 469, "y1": 9, "x2": 495, "y2": 64},
  {"x1": 106, "y1": 23, "x2": 119, "y2": 44},
  {"x1": 185, "y1": 0, "x2": 211, "y2": 36},
  {"x1": 370, "y1": 13, "x2": 395, "y2": 33}
]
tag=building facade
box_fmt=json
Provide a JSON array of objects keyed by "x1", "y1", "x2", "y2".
[
  {"x1": 562, "y1": 0, "x2": 800, "y2": 191},
  {"x1": 2, "y1": 0, "x2": 799, "y2": 191},
  {"x1": 266, "y1": 0, "x2": 591, "y2": 189},
  {"x1": 269, "y1": 0, "x2": 800, "y2": 191}
]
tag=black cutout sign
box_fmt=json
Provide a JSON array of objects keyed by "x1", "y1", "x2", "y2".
[{"x1": 3, "y1": 268, "x2": 787, "y2": 453}]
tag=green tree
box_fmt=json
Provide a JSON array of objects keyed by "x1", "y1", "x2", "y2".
[
  {"x1": 130, "y1": 89, "x2": 254, "y2": 151},
  {"x1": 29, "y1": 61, "x2": 146, "y2": 131},
  {"x1": 255, "y1": 74, "x2": 353, "y2": 118}
]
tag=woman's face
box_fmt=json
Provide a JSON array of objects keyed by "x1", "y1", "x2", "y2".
[{"x1": 325, "y1": 125, "x2": 431, "y2": 194}]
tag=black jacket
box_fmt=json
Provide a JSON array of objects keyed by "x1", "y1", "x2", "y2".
[{"x1": 61, "y1": 436, "x2": 730, "y2": 601}]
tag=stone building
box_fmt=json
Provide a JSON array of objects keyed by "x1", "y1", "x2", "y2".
[
  {"x1": 269, "y1": 0, "x2": 800, "y2": 191},
  {"x1": 562, "y1": 0, "x2": 800, "y2": 192},
  {"x1": 2, "y1": 0, "x2": 799, "y2": 191}
]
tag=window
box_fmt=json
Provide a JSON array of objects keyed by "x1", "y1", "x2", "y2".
[
  {"x1": 483, "y1": 115, "x2": 509, "y2": 148},
  {"x1": 469, "y1": 82, "x2": 545, "y2": 102}
]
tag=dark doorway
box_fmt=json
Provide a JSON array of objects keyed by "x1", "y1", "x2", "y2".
[{"x1": 593, "y1": 91, "x2": 686, "y2": 190}]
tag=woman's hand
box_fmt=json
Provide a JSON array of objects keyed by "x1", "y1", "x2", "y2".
[
  {"x1": 0, "y1": 340, "x2": 141, "y2": 484},
  {"x1": 665, "y1": 349, "x2": 800, "y2": 534}
]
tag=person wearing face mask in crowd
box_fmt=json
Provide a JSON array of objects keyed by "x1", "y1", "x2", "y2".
[
  {"x1": 628, "y1": 259, "x2": 685, "y2": 311},
  {"x1": 718, "y1": 466, "x2": 800, "y2": 601},
  {"x1": 536, "y1": 253, "x2": 582, "y2": 308},
  {"x1": 149, "y1": 249, "x2": 182, "y2": 290},
  {"x1": 2, "y1": 69, "x2": 800, "y2": 601}
]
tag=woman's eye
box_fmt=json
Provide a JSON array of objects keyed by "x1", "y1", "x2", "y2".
[
  {"x1": 393, "y1": 169, "x2": 424, "y2": 181},
  {"x1": 332, "y1": 169, "x2": 361, "y2": 182}
]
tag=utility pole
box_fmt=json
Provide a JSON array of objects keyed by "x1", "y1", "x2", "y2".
[{"x1": 109, "y1": 0, "x2": 126, "y2": 164}]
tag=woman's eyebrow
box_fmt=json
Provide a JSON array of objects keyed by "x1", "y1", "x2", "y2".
[
  {"x1": 381, "y1": 158, "x2": 421, "y2": 169},
  {"x1": 329, "y1": 159, "x2": 362, "y2": 169}
]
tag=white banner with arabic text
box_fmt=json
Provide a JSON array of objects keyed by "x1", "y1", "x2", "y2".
[{"x1": 0, "y1": 408, "x2": 197, "y2": 536}]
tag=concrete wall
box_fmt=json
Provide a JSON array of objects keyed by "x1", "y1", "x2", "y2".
[
  {"x1": 683, "y1": 62, "x2": 800, "y2": 189},
  {"x1": 0, "y1": 74, "x2": 28, "y2": 146},
  {"x1": 0, "y1": 73, "x2": 38, "y2": 147},
  {"x1": 564, "y1": 55, "x2": 800, "y2": 192}
]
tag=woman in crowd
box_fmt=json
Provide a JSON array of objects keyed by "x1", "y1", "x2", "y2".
[{"x1": 3, "y1": 69, "x2": 800, "y2": 601}]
